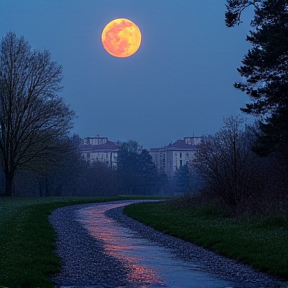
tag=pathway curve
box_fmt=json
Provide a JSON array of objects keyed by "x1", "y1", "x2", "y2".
[{"x1": 49, "y1": 200, "x2": 287, "y2": 288}]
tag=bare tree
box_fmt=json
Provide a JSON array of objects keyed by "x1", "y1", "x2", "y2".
[
  {"x1": 0, "y1": 32, "x2": 75, "y2": 196},
  {"x1": 193, "y1": 116, "x2": 258, "y2": 207}
]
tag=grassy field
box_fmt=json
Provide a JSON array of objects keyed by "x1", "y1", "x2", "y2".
[
  {"x1": 1, "y1": 196, "x2": 287, "y2": 287},
  {"x1": 0, "y1": 196, "x2": 156, "y2": 288},
  {"x1": 124, "y1": 201, "x2": 288, "y2": 280}
]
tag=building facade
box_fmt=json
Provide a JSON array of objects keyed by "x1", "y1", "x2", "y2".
[
  {"x1": 149, "y1": 137, "x2": 202, "y2": 178},
  {"x1": 79, "y1": 136, "x2": 119, "y2": 168},
  {"x1": 80, "y1": 136, "x2": 202, "y2": 174}
]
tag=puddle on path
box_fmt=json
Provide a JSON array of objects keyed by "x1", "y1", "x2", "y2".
[{"x1": 77, "y1": 202, "x2": 235, "y2": 288}]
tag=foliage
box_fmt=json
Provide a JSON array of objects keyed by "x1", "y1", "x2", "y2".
[
  {"x1": 193, "y1": 116, "x2": 259, "y2": 207},
  {"x1": 224, "y1": 0, "x2": 288, "y2": 216},
  {"x1": 225, "y1": 0, "x2": 261, "y2": 27},
  {"x1": 0, "y1": 32, "x2": 74, "y2": 196},
  {"x1": 174, "y1": 164, "x2": 190, "y2": 194},
  {"x1": 241, "y1": 1, "x2": 287, "y2": 113},
  {"x1": 117, "y1": 141, "x2": 159, "y2": 195},
  {"x1": 76, "y1": 161, "x2": 120, "y2": 196},
  {"x1": 252, "y1": 110, "x2": 288, "y2": 166},
  {"x1": 136, "y1": 149, "x2": 159, "y2": 194},
  {"x1": 158, "y1": 173, "x2": 169, "y2": 195},
  {"x1": 186, "y1": 115, "x2": 288, "y2": 214},
  {"x1": 166, "y1": 193, "x2": 228, "y2": 217},
  {"x1": 11, "y1": 135, "x2": 84, "y2": 197},
  {"x1": 10, "y1": 136, "x2": 166, "y2": 197},
  {"x1": 11, "y1": 134, "x2": 122, "y2": 197},
  {"x1": 226, "y1": 0, "x2": 288, "y2": 159},
  {"x1": 124, "y1": 200, "x2": 288, "y2": 280},
  {"x1": 226, "y1": 0, "x2": 288, "y2": 115}
]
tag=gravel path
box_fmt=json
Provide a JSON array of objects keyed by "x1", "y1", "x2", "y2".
[
  {"x1": 50, "y1": 201, "x2": 287, "y2": 288},
  {"x1": 50, "y1": 202, "x2": 132, "y2": 288}
]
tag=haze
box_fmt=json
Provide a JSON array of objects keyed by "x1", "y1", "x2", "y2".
[{"x1": 0, "y1": 0, "x2": 253, "y2": 148}]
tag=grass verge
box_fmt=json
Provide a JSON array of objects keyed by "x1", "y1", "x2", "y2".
[
  {"x1": 0, "y1": 196, "x2": 159, "y2": 288},
  {"x1": 123, "y1": 201, "x2": 288, "y2": 280}
]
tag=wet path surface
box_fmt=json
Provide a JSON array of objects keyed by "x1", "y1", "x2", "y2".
[
  {"x1": 77, "y1": 202, "x2": 235, "y2": 288},
  {"x1": 50, "y1": 200, "x2": 285, "y2": 288}
]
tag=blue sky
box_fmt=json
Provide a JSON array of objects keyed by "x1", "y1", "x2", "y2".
[{"x1": 0, "y1": 1, "x2": 253, "y2": 148}]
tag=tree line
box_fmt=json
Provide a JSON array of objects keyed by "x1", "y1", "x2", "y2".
[
  {"x1": 12, "y1": 137, "x2": 162, "y2": 197},
  {"x1": 1, "y1": 0, "x2": 288, "y2": 207}
]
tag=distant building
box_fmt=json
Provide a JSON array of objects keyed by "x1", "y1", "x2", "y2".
[
  {"x1": 79, "y1": 136, "x2": 119, "y2": 168},
  {"x1": 80, "y1": 136, "x2": 202, "y2": 174},
  {"x1": 149, "y1": 137, "x2": 202, "y2": 178}
]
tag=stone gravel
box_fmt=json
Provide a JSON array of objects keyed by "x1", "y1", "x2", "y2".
[{"x1": 50, "y1": 201, "x2": 288, "y2": 288}]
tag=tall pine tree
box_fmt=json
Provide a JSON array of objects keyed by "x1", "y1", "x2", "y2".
[{"x1": 226, "y1": 0, "x2": 288, "y2": 158}]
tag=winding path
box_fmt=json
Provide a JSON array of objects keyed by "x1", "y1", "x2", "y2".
[{"x1": 49, "y1": 200, "x2": 286, "y2": 288}]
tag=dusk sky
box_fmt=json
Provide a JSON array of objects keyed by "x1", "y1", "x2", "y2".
[{"x1": 0, "y1": 1, "x2": 253, "y2": 149}]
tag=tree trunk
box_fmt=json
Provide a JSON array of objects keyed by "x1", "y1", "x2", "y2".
[{"x1": 4, "y1": 170, "x2": 15, "y2": 197}]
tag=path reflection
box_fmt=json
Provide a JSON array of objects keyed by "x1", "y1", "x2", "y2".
[
  {"x1": 77, "y1": 202, "x2": 234, "y2": 288},
  {"x1": 77, "y1": 203, "x2": 164, "y2": 287}
]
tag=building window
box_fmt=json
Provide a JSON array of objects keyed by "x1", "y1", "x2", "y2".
[
  {"x1": 180, "y1": 153, "x2": 182, "y2": 158},
  {"x1": 180, "y1": 160, "x2": 183, "y2": 166}
]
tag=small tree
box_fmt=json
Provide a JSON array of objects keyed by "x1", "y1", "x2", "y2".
[
  {"x1": 194, "y1": 116, "x2": 258, "y2": 207},
  {"x1": 0, "y1": 32, "x2": 74, "y2": 196}
]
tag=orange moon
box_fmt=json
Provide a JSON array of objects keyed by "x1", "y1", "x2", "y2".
[{"x1": 101, "y1": 18, "x2": 141, "y2": 58}]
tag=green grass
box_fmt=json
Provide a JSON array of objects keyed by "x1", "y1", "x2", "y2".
[
  {"x1": 0, "y1": 195, "x2": 160, "y2": 288},
  {"x1": 123, "y1": 201, "x2": 288, "y2": 280}
]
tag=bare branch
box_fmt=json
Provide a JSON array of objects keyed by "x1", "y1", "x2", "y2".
[{"x1": 0, "y1": 32, "x2": 75, "y2": 196}]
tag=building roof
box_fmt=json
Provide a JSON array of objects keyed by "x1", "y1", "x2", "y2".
[
  {"x1": 150, "y1": 138, "x2": 200, "y2": 152},
  {"x1": 80, "y1": 140, "x2": 119, "y2": 153},
  {"x1": 149, "y1": 147, "x2": 166, "y2": 152},
  {"x1": 166, "y1": 139, "x2": 198, "y2": 151}
]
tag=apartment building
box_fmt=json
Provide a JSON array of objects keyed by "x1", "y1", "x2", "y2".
[
  {"x1": 79, "y1": 136, "x2": 119, "y2": 168},
  {"x1": 149, "y1": 137, "x2": 202, "y2": 178}
]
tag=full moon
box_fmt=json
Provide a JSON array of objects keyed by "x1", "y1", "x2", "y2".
[{"x1": 101, "y1": 18, "x2": 142, "y2": 58}]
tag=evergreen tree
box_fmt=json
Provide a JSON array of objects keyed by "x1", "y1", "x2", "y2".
[
  {"x1": 175, "y1": 164, "x2": 190, "y2": 194},
  {"x1": 136, "y1": 149, "x2": 159, "y2": 195},
  {"x1": 117, "y1": 141, "x2": 159, "y2": 195},
  {"x1": 117, "y1": 141, "x2": 139, "y2": 194},
  {"x1": 225, "y1": 0, "x2": 288, "y2": 157}
]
